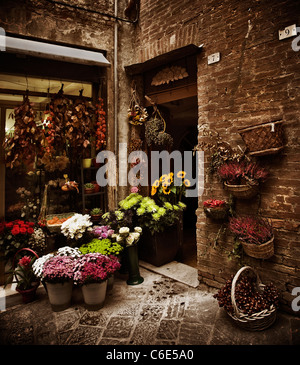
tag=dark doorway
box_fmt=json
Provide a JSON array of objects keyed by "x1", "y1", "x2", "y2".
[{"x1": 160, "y1": 96, "x2": 198, "y2": 268}]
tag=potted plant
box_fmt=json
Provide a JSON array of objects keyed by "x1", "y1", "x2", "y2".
[
  {"x1": 6, "y1": 248, "x2": 40, "y2": 303},
  {"x1": 217, "y1": 160, "x2": 269, "y2": 199},
  {"x1": 203, "y1": 199, "x2": 229, "y2": 220},
  {"x1": 229, "y1": 216, "x2": 274, "y2": 259},
  {"x1": 84, "y1": 183, "x2": 95, "y2": 194},
  {"x1": 90, "y1": 208, "x2": 102, "y2": 222},
  {"x1": 42, "y1": 255, "x2": 76, "y2": 311},
  {"x1": 61, "y1": 213, "x2": 93, "y2": 247},
  {"x1": 73, "y1": 253, "x2": 120, "y2": 310},
  {"x1": 79, "y1": 237, "x2": 124, "y2": 289},
  {"x1": 113, "y1": 226, "x2": 143, "y2": 285},
  {"x1": 117, "y1": 193, "x2": 186, "y2": 267}
]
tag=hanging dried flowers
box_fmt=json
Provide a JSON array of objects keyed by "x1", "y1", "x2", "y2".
[
  {"x1": 145, "y1": 109, "x2": 173, "y2": 150},
  {"x1": 3, "y1": 95, "x2": 43, "y2": 169},
  {"x1": 128, "y1": 86, "x2": 148, "y2": 126},
  {"x1": 95, "y1": 98, "x2": 107, "y2": 151}
]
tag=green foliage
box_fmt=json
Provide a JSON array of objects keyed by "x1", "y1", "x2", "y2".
[{"x1": 79, "y1": 238, "x2": 124, "y2": 256}]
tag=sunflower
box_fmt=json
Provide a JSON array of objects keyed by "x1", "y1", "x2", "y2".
[
  {"x1": 152, "y1": 179, "x2": 160, "y2": 188},
  {"x1": 151, "y1": 185, "x2": 157, "y2": 196},
  {"x1": 177, "y1": 171, "x2": 186, "y2": 178},
  {"x1": 162, "y1": 186, "x2": 171, "y2": 195},
  {"x1": 159, "y1": 174, "x2": 168, "y2": 183},
  {"x1": 184, "y1": 179, "x2": 191, "y2": 187}
]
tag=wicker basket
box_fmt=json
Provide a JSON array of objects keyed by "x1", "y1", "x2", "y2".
[
  {"x1": 224, "y1": 182, "x2": 259, "y2": 199},
  {"x1": 241, "y1": 235, "x2": 274, "y2": 259},
  {"x1": 204, "y1": 206, "x2": 229, "y2": 220},
  {"x1": 238, "y1": 120, "x2": 284, "y2": 156},
  {"x1": 228, "y1": 266, "x2": 277, "y2": 331}
]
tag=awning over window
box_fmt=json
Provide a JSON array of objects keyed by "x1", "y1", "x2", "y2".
[
  {"x1": 125, "y1": 44, "x2": 202, "y2": 75},
  {"x1": 0, "y1": 35, "x2": 110, "y2": 67}
]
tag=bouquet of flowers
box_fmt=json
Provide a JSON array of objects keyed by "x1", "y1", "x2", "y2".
[
  {"x1": 92, "y1": 225, "x2": 114, "y2": 239},
  {"x1": 112, "y1": 226, "x2": 142, "y2": 247},
  {"x1": 73, "y1": 253, "x2": 121, "y2": 285},
  {"x1": 42, "y1": 255, "x2": 76, "y2": 284},
  {"x1": 79, "y1": 238, "x2": 124, "y2": 256},
  {"x1": 6, "y1": 255, "x2": 38, "y2": 291},
  {"x1": 61, "y1": 214, "x2": 93, "y2": 243},
  {"x1": 151, "y1": 171, "x2": 190, "y2": 204},
  {"x1": 0, "y1": 220, "x2": 35, "y2": 260}
]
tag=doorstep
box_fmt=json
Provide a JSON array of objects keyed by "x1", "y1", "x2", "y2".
[{"x1": 140, "y1": 260, "x2": 199, "y2": 288}]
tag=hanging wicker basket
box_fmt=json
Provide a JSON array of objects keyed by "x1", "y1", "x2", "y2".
[
  {"x1": 224, "y1": 182, "x2": 259, "y2": 199},
  {"x1": 203, "y1": 206, "x2": 229, "y2": 220},
  {"x1": 241, "y1": 235, "x2": 274, "y2": 259},
  {"x1": 238, "y1": 120, "x2": 284, "y2": 156},
  {"x1": 228, "y1": 266, "x2": 277, "y2": 331}
]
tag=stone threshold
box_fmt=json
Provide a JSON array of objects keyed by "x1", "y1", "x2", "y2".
[{"x1": 140, "y1": 260, "x2": 199, "y2": 288}]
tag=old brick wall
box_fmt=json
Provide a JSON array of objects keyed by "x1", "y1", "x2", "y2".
[{"x1": 135, "y1": 0, "x2": 300, "y2": 314}]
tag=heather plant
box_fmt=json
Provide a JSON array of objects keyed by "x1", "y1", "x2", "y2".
[
  {"x1": 229, "y1": 216, "x2": 273, "y2": 245},
  {"x1": 73, "y1": 253, "x2": 121, "y2": 285},
  {"x1": 218, "y1": 161, "x2": 269, "y2": 185}
]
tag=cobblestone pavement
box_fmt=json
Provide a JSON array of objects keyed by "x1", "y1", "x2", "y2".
[{"x1": 0, "y1": 267, "x2": 299, "y2": 346}]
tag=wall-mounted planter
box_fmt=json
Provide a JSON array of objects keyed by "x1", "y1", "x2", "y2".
[
  {"x1": 224, "y1": 182, "x2": 259, "y2": 199},
  {"x1": 240, "y1": 236, "x2": 275, "y2": 260},
  {"x1": 238, "y1": 120, "x2": 284, "y2": 157}
]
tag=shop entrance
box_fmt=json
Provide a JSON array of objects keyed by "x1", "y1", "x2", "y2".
[{"x1": 159, "y1": 96, "x2": 198, "y2": 268}]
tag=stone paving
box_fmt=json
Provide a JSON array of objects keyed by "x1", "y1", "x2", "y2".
[{"x1": 0, "y1": 266, "x2": 299, "y2": 346}]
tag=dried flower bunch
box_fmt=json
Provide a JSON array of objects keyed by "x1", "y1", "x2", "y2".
[
  {"x1": 218, "y1": 161, "x2": 269, "y2": 185},
  {"x1": 95, "y1": 98, "x2": 107, "y2": 151},
  {"x1": 128, "y1": 88, "x2": 148, "y2": 126},
  {"x1": 145, "y1": 109, "x2": 173, "y2": 150},
  {"x1": 3, "y1": 95, "x2": 43, "y2": 169},
  {"x1": 194, "y1": 124, "x2": 244, "y2": 175},
  {"x1": 229, "y1": 216, "x2": 273, "y2": 245}
]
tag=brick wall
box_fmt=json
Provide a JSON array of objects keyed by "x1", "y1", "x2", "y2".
[{"x1": 135, "y1": 0, "x2": 300, "y2": 314}]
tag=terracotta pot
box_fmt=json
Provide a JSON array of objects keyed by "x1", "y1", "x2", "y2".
[
  {"x1": 45, "y1": 281, "x2": 73, "y2": 311},
  {"x1": 84, "y1": 187, "x2": 95, "y2": 194},
  {"x1": 81, "y1": 281, "x2": 107, "y2": 310}
]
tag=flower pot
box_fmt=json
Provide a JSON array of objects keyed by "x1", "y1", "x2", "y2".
[
  {"x1": 45, "y1": 281, "x2": 73, "y2": 311},
  {"x1": 126, "y1": 245, "x2": 144, "y2": 285},
  {"x1": 204, "y1": 206, "x2": 229, "y2": 220},
  {"x1": 84, "y1": 187, "x2": 95, "y2": 194},
  {"x1": 16, "y1": 282, "x2": 40, "y2": 304},
  {"x1": 224, "y1": 182, "x2": 259, "y2": 199},
  {"x1": 82, "y1": 158, "x2": 92, "y2": 168},
  {"x1": 82, "y1": 281, "x2": 107, "y2": 310},
  {"x1": 91, "y1": 214, "x2": 102, "y2": 222},
  {"x1": 241, "y1": 236, "x2": 275, "y2": 259},
  {"x1": 139, "y1": 225, "x2": 180, "y2": 267}
]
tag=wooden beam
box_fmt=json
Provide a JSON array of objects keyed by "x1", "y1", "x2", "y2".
[{"x1": 145, "y1": 83, "x2": 197, "y2": 105}]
